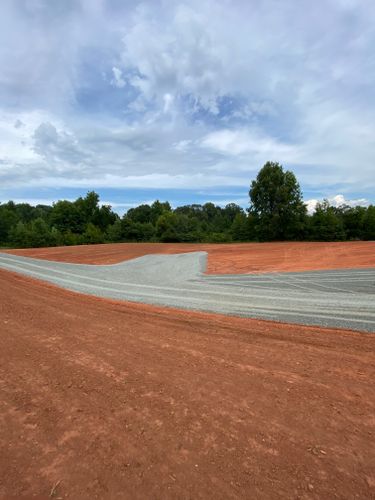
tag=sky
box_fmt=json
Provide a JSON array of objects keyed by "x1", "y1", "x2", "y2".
[{"x1": 0, "y1": 0, "x2": 374, "y2": 214}]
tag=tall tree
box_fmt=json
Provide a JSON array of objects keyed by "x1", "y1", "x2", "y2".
[{"x1": 249, "y1": 161, "x2": 307, "y2": 240}]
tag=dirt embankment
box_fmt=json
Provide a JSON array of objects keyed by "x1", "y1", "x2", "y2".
[
  {"x1": 5, "y1": 240, "x2": 375, "y2": 274},
  {"x1": 1, "y1": 268, "x2": 374, "y2": 499}
]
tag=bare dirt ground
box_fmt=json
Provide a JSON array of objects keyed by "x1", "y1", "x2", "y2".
[
  {"x1": 1, "y1": 269, "x2": 374, "y2": 499},
  {"x1": 5, "y1": 240, "x2": 375, "y2": 274}
]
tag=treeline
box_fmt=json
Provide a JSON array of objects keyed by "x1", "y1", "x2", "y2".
[{"x1": 0, "y1": 163, "x2": 374, "y2": 248}]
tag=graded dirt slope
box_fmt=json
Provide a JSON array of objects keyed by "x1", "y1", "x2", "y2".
[
  {"x1": 1, "y1": 269, "x2": 374, "y2": 499},
  {"x1": 5, "y1": 240, "x2": 375, "y2": 274}
]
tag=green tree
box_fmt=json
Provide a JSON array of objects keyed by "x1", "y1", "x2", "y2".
[
  {"x1": 50, "y1": 200, "x2": 82, "y2": 233},
  {"x1": 8, "y1": 222, "x2": 30, "y2": 247},
  {"x1": 309, "y1": 200, "x2": 346, "y2": 241},
  {"x1": 121, "y1": 218, "x2": 155, "y2": 241},
  {"x1": 106, "y1": 219, "x2": 123, "y2": 242},
  {"x1": 92, "y1": 204, "x2": 118, "y2": 231},
  {"x1": 34, "y1": 204, "x2": 53, "y2": 221},
  {"x1": 28, "y1": 218, "x2": 55, "y2": 247},
  {"x1": 75, "y1": 191, "x2": 100, "y2": 226},
  {"x1": 82, "y1": 223, "x2": 104, "y2": 244},
  {"x1": 0, "y1": 206, "x2": 18, "y2": 243},
  {"x1": 156, "y1": 212, "x2": 200, "y2": 242},
  {"x1": 150, "y1": 200, "x2": 172, "y2": 224},
  {"x1": 13, "y1": 203, "x2": 36, "y2": 223},
  {"x1": 61, "y1": 231, "x2": 81, "y2": 246},
  {"x1": 223, "y1": 203, "x2": 243, "y2": 228},
  {"x1": 249, "y1": 162, "x2": 307, "y2": 240},
  {"x1": 339, "y1": 205, "x2": 366, "y2": 240},
  {"x1": 126, "y1": 204, "x2": 153, "y2": 224},
  {"x1": 363, "y1": 205, "x2": 375, "y2": 240},
  {"x1": 231, "y1": 213, "x2": 249, "y2": 241}
]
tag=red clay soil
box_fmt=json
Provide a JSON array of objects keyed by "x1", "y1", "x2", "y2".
[
  {"x1": 1, "y1": 269, "x2": 374, "y2": 499},
  {"x1": 5, "y1": 240, "x2": 375, "y2": 274}
]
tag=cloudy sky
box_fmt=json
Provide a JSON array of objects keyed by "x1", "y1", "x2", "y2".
[{"x1": 0, "y1": 0, "x2": 374, "y2": 213}]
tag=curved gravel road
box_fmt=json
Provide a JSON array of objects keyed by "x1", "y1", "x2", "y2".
[{"x1": 0, "y1": 251, "x2": 374, "y2": 332}]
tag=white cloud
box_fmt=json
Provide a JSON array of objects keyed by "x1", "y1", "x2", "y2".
[
  {"x1": 0, "y1": 0, "x2": 374, "y2": 206},
  {"x1": 0, "y1": 110, "x2": 52, "y2": 163},
  {"x1": 111, "y1": 66, "x2": 126, "y2": 88},
  {"x1": 163, "y1": 93, "x2": 174, "y2": 113},
  {"x1": 120, "y1": 3, "x2": 226, "y2": 112},
  {"x1": 305, "y1": 199, "x2": 319, "y2": 214},
  {"x1": 33, "y1": 122, "x2": 89, "y2": 165},
  {"x1": 306, "y1": 194, "x2": 370, "y2": 213},
  {"x1": 13, "y1": 119, "x2": 24, "y2": 129},
  {"x1": 17, "y1": 172, "x2": 249, "y2": 190},
  {"x1": 201, "y1": 129, "x2": 299, "y2": 160},
  {"x1": 0, "y1": 197, "x2": 73, "y2": 206},
  {"x1": 173, "y1": 139, "x2": 192, "y2": 152},
  {"x1": 329, "y1": 195, "x2": 370, "y2": 208}
]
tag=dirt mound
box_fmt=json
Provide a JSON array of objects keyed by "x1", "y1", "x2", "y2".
[
  {"x1": 1, "y1": 268, "x2": 374, "y2": 499},
  {"x1": 5, "y1": 240, "x2": 375, "y2": 274}
]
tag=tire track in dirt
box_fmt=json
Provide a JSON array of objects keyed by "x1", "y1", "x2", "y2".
[{"x1": 1, "y1": 269, "x2": 375, "y2": 498}]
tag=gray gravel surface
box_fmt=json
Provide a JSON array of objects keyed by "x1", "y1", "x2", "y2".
[{"x1": 1, "y1": 251, "x2": 374, "y2": 332}]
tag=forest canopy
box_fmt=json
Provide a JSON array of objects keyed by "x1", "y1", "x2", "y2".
[{"x1": 1, "y1": 163, "x2": 374, "y2": 248}]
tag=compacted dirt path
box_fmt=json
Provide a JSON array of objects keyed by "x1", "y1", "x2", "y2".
[
  {"x1": 5, "y1": 240, "x2": 375, "y2": 274},
  {"x1": 1, "y1": 269, "x2": 374, "y2": 499}
]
